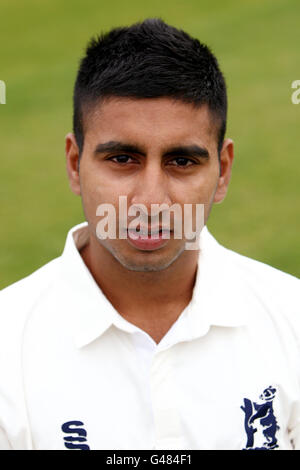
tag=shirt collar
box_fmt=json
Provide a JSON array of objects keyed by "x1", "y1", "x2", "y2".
[
  {"x1": 186, "y1": 229, "x2": 247, "y2": 339},
  {"x1": 59, "y1": 221, "x2": 246, "y2": 349},
  {"x1": 59, "y1": 222, "x2": 135, "y2": 348}
]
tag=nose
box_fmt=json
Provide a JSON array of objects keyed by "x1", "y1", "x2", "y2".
[{"x1": 129, "y1": 160, "x2": 172, "y2": 215}]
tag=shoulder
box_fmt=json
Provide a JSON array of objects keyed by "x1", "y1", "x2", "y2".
[
  {"x1": 204, "y1": 228, "x2": 299, "y2": 331},
  {"x1": 217, "y1": 241, "x2": 300, "y2": 340},
  {"x1": 0, "y1": 260, "x2": 62, "y2": 450},
  {"x1": 222, "y1": 245, "x2": 299, "y2": 301},
  {"x1": 205, "y1": 229, "x2": 299, "y2": 297},
  {"x1": 0, "y1": 256, "x2": 61, "y2": 303},
  {"x1": 0, "y1": 257, "x2": 62, "y2": 342}
]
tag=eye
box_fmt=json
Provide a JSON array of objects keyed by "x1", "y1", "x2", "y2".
[
  {"x1": 168, "y1": 157, "x2": 196, "y2": 167},
  {"x1": 108, "y1": 155, "x2": 136, "y2": 164}
]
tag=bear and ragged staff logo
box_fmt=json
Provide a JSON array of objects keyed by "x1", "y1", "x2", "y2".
[{"x1": 241, "y1": 385, "x2": 280, "y2": 450}]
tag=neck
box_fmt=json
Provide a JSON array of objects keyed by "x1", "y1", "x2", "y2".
[{"x1": 80, "y1": 234, "x2": 199, "y2": 340}]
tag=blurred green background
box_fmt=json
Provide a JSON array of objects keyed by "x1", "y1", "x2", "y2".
[{"x1": 1, "y1": 0, "x2": 299, "y2": 288}]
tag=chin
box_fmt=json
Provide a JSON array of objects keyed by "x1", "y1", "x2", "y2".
[
  {"x1": 101, "y1": 239, "x2": 186, "y2": 272},
  {"x1": 119, "y1": 261, "x2": 172, "y2": 273},
  {"x1": 116, "y1": 247, "x2": 186, "y2": 273}
]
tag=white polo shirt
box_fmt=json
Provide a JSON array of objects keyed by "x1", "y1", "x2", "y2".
[{"x1": 0, "y1": 222, "x2": 299, "y2": 450}]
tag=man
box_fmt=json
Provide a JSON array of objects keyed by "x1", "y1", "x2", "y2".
[{"x1": 0, "y1": 18, "x2": 299, "y2": 451}]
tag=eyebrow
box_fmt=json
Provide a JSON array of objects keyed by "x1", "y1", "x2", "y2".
[{"x1": 94, "y1": 140, "x2": 210, "y2": 160}]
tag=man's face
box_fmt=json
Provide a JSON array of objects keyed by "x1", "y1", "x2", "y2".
[{"x1": 66, "y1": 97, "x2": 233, "y2": 272}]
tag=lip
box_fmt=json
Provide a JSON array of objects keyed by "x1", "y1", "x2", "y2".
[{"x1": 126, "y1": 228, "x2": 171, "y2": 251}]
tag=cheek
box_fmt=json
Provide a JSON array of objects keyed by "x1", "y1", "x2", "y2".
[
  {"x1": 80, "y1": 164, "x2": 114, "y2": 207},
  {"x1": 179, "y1": 172, "x2": 219, "y2": 205}
]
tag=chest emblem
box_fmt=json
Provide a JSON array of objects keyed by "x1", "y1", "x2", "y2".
[{"x1": 241, "y1": 385, "x2": 280, "y2": 450}]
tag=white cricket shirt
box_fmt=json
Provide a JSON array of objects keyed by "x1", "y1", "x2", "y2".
[{"x1": 0, "y1": 222, "x2": 299, "y2": 450}]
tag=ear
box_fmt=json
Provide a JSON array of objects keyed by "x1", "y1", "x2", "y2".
[
  {"x1": 213, "y1": 138, "x2": 234, "y2": 204},
  {"x1": 65, "y1": 133, "x2": 81, "y2": 196}
]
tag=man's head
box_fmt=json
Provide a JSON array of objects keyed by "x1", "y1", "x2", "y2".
[
  {"x1": 73, "y1": 18, "x2": 227, "y2": 159},
  {"x1": 66, "y1": 19, "x2": 234, "y2": 273}
]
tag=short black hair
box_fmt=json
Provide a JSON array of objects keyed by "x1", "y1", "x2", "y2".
[{"x1": 73, "y1": 18, "x2": 227, "y2": 157}]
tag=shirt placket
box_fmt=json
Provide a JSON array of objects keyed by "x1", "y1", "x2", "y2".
[{"x1": 150, "y1": 346, "x2": 185, "y2": 449}]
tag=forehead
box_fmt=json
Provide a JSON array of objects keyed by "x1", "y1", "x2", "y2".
[{"x1": 83, "y1": 97, "x2": 219, "y2": 152}]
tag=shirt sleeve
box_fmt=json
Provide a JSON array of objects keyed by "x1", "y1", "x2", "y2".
[
  {"x1": 288, "y1": 401, "x2": 300, "y2": 449},
  {"x1": 0, "y1": 426, "x2": 12, "y2": 450},
  {"x1": 285, "y1": 285, "x2": 300, "y2": 450}
]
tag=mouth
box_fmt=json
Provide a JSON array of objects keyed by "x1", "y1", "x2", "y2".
[
  {"x1": 126, "y1": 225, "x2": 172, "y2": 250},
  {"x1": 127, "y1": 226, "x2": 172, "y2": 237}
]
